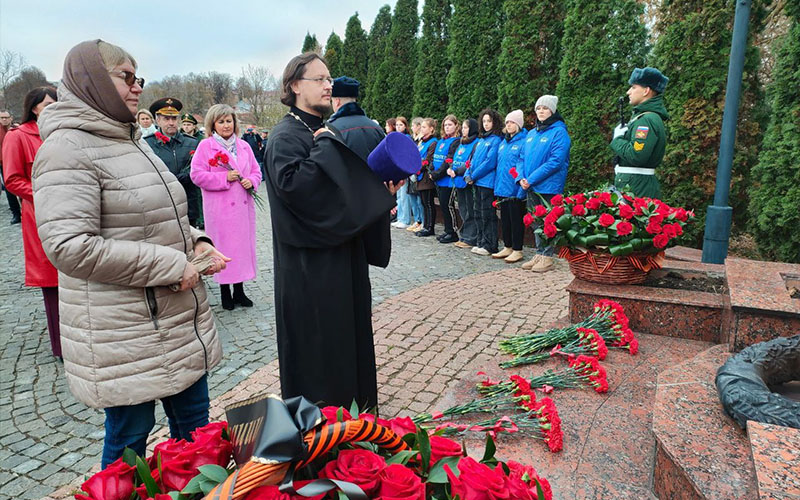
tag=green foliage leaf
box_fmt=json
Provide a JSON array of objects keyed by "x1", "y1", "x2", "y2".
[
  {"x1": 417, "y1": 427, "x2": 432, "y2": 474},
  {"x1": 121, "y1": 448, "x2": 137, "y2": 468},
  {"x1": 198, "y1": 464, "x2": 229, "y2": 484},
  {"x1": 181, "y1": 474, "x2": 205, "y2": 495},
  {"x1": 481, "y1": 434, "x2": 496, "y2": 463},
  {"x1": 136, "y1": 456, "x2": 160, "y2": 497},
  {"x1": 428, "y1": 456, "x2": 461, "y2": 483},
  {"x1": 386, "y1": 450, "x2": 419, "y2": 465},
  {"x1": 349, "y1": 399, "x2": 360, "y2": 418},
  {"x1": 199, "y1": 479, "x2": 217, "y2": 495}
]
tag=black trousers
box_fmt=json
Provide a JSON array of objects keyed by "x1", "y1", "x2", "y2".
[
  {"x1": 1, "y1": 164, "x2": 21, "y2": 218},
  {"x1": 436, "y1": 185, "x2": 457, "y2": 236},
  {"x1": 500, "y1": 198, "x2": 526, "y2": 251},
  {"x1": 419, "y1": 189, "x2": 436, "y2": 232},
  {"x1": 474, "y1": 185, "x2": 498, "y2": 252}
]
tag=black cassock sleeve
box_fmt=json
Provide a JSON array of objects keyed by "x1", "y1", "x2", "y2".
[
  {"x1": 362, "y1": 212, "x2": 391, "y2": 268},
  {"x1": 264, "y1": 126, "x2": 396, "y2": 250}
]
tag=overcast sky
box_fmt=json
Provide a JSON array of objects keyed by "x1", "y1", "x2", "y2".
[{"x1": 0, "y1": 0, "x2": 397, "y2": 83}]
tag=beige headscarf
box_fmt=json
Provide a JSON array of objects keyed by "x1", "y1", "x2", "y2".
[{"x1": 62, "y1": 40, "x2": 136, "y2": 123}]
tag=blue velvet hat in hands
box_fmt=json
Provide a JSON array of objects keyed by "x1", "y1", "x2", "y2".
[
  {"x1": 628, "y1": 67, "x2": 669, "y2": 94},
  {"x1": 367, "y1": 132, "x2": 422, "y2": 183}
]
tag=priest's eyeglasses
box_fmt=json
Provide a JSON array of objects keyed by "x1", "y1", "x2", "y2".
[
  {"x1": 109, "y1": 70, "x2": 145, "y2": 88},
  {"x1": 300, "y1": 76, "x2": 334, "y2": 86}
]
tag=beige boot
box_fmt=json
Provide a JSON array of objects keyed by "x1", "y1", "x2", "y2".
[
  {"x1": 492, "y1": 247, "x2": 513, "y2": 259},
  {"x1": 521, "y1": 255, "x2": 541, "y2": 270},
  {"x1": 504, "y1": 250, "x2": 524, "y2": 263},
  {"x1": 531, "y1": 255, "x2": 554, "y2": 272}
]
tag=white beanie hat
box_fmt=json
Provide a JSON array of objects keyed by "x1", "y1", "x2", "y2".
[
  {"x1": 535, "y1": 95, "x2": 558, "y2": 114},
  {"x1": 505, "y1": 109, "x2": 524, "y2": 129}
]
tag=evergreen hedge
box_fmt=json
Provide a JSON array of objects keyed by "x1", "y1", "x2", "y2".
[
  {"x1": 324, "y1": 32, "x2": 343, "y2": 78},
  {"x1": 341, "y1": 13, "x2": 369, "y2": 101},
  {"x1": 365, "y1": 5, "x2": 393, "y2": 116},
  {"x1": 412, "y1": 0, "x2": 451, "y2": 119},
  {"x1": 371, "y1": 0, "x2": 419, "y2": 121}
]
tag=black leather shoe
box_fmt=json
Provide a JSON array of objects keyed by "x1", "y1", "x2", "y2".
[
  {"x1": 416, "y1": 229, "x2": 435, "y2": 237},
  {"x1": 10, "y1": 215, "x2": 21, "y2": 224},
  {"x1": 438, "y1": 233, "x2": 458, "y2": 244}
]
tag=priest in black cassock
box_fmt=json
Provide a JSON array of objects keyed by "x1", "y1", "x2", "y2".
[{"x1": 263, "y1": 53, "x2": 400, "y2": 410}]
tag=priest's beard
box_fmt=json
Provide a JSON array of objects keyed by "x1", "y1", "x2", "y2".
[{"x1": 312, "y1": 103, "x2": 332, "y2": 118}]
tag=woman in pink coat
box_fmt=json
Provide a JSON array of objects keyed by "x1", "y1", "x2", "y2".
[{"x1": 191, "y1": 104, "x2": 261, "y2": 310}]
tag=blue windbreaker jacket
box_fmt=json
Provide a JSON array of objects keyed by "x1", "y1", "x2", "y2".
[
  {"x1": 516, "y1": 118, "x2": 571, "y2": 195},
  {"x1": 467, "y1": 134, "x2": 502, "y2": 189},
  {"x1": 494, "y1": 129, "x2": 528, "y2": 198}
]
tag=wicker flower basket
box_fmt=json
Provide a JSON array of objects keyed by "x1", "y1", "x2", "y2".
[{"x1": 558, "y1": 247, "x2": 665, "y2": 285}]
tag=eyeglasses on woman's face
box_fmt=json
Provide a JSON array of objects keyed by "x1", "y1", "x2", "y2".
[{"x1": 109, "y1": 70, "x2": 144, "y2": 88}]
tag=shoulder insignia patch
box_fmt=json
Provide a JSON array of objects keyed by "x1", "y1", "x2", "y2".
[
  {"x1": 635, "y1": 126, "x2": 649, "y2": 139},
  {"x1": 633, "y1": 141, "x2": 645, "y2": 151}
]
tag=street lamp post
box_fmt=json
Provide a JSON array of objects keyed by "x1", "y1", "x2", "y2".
[{"x1": 701, "y1": 0, "x2": 752, "y2": 264}]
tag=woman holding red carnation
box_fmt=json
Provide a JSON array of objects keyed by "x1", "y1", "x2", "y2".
[
  {"x1": 517, "y1": 95, "x2": 571, "y2": 272},
  {"x1": 191, "y1": 104, "x2": 262, "y2": 310},
  {"x1": 492, "y1": 109, "x2": 528, "y2": 264},
  {"x1": 32, "y1": 40, "x2": 226, "y2": 468}
]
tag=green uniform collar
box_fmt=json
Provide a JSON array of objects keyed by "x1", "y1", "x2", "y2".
[{"x1": 632, "y1": 94, "x2": 669, "y2": 122}]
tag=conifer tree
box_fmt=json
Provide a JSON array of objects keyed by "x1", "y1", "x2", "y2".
[
  {"x1": 496, "y1": 0, "x2": 565, "y2": 124},
  {"x1": 301, "y1": 33, "x2": 320, "y2": 54},
  {"x1": 365, "y1": 5, "x2": 393, "y2": 114},
  {"x1": 324, "y1": 32, "x2": 344, "y2": 78},
  {"x1": 412, "y1": 0, "x2": 451, "y2": 118},
  {"x1": 556, "y1": 0, "x2": 648, "y2": 194},
  {"x1": 446, "y1": 0, "x2": 504, "y2": 118},
  {"x1": 341, "y1": 13, "x2": 369, "y2": 100},
  {"x1": 652, "y1": 0, "x2": 766, "y2": 243},
  {"x1": 749, "y1": 0, "x2": 800, "y2": 262},
  {"x1": 371, "y1": 0, "x2": 419, "y2": 121}
]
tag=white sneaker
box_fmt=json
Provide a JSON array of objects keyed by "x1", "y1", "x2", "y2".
[
  {"x1": 471, "y1": 247, "x2": 490, "y2": 256},
  {"x1": 391, "y1": 221, "x2": 409, "y2": 229}
]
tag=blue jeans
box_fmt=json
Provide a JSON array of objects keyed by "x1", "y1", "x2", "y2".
[
  {"x1": 102, "y1": 374, "x2": 210, "y2": 468},
  {"x1": 408, "y1": 192, "x2": 423, "y2": 224},
  {"x1": 395, "y1": 183, "x2": 412, "y2": 225},
  {"x1": 527, "y1": 191, "x2": 556, "y2": 256}
]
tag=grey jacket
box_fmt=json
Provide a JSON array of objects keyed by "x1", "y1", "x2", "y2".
[{"x1": 32, "y1": 85, "x2": 222, "y2": 408}]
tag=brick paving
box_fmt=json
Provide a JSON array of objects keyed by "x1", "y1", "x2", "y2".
[{"x1": 0, "y1": 190, "x2": 574, "y2": 499}]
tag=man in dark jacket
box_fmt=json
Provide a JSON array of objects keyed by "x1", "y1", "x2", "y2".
[
  {"x1": 0, "y1": 109, "x2": 21, "y2": 224},
  {"x1": 144, "y1": 97, "x2": 200, "y2": 226},
  {"x1": 327, "y1": 76, "x2": 385, "y2": 162}
]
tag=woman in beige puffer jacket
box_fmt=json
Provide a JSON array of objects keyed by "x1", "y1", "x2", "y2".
[{"x1": 32, "y1": 40, "x2": 226, "y2": 467}]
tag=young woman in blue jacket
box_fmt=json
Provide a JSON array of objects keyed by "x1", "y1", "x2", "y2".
[
  {"x1": 465, "y1": 108, "x2": 503, "y2": 256},
  {"x1": 415, "y1": 118, "x2": 438, "y2": 237},
  {"x1": 516, "y1": 95, "x2": 571, "y2": 272},
  {"x1": 492, "y1": 109, "x2": 528, "y2": 263},
  {"x1": 430, "y1": 114, "x2": 461, "y2": 243},
  {"x1": 450, "y1": 118, "x2": 480, "y2": 248}
]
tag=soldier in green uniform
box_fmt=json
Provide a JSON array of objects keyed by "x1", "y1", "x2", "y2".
[
  {"x1": 145, "y1": 97, "x2": 201, "y2": 226},
  {"x1": 610, "y1": 67, "x2": 669, "y2": 199},
  {"x1": 181, "y1": 112, "x2": 205, "y2": 141}
]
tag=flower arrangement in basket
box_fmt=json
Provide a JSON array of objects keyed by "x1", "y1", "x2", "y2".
[
  {"x1": 526, "y1": 187, "x2": 695, "y2": 284},
  {"x1": 73, "y1": 397, "x2": 552, "y2": 500}
]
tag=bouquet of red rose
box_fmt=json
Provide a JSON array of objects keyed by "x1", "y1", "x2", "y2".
[
  {"x1": 526, "y1": 186, "x2": 694, "y2": 256},
  {"x1": 209, "y1": 151, "x2": 266, "y2": 210}
]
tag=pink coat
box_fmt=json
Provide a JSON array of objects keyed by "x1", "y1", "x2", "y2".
[{"x1": 190, "y1": 137, "x2": 262, "y2": 284}]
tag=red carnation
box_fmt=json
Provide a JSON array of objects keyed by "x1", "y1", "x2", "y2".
[
  {"x1": 492, "y1": 200, "x2": 498, "y2": 208},
  {"x1": 543, "y1": 223, "x2": 557, "y2": 238},
  {"x1": 662, "y1": 223, "x2": 678, "y2": 238},
  {"x1": 571, "y1": 204, "x2": 586, "y2": 216},
  {"x1": 673, "y1": 207, "x2": 688, "y2": 221},
  {"x1": 616, "y1": 221, "x2": 633, "y2": 236},
  {"x1": 445, "y1": 157, "x2": 453, "y2": 164},
  {"x1": 533, "y1": 205, "x2": 548, "y2": 217},
  {"x1": 509, "y1": 166, "x2": 519, "y2": 178},
  {"x1": 598, "y1": 213, "x2": 615, "y2": 227},
  {"x1": 550, "y1": 194, "x2": 564, "y2": 206},
  {"x1": 209, "y1": 157, "x2": 218, "y2": 167},
  {"x1": 653, "y1": 233, "x2": 669, "y2": 249},
  {"x1": 523, "y1": 213, "x2": 535, "y2": 227},
  {"x1": 188, "y1": 149, "x2": 196, "y2": 156},
  {"x1": 464, "y1": 160, "x2": 471, "y2": 169},
  {"x1": 422, "y1": 160, "x2": 429, "y2": 166},
  {"x1": 618, "y1": 204, "x2": 634, "y2": 220},
  {"x1": 585, "y1": 198, "x2": 601, "y2": 210}
]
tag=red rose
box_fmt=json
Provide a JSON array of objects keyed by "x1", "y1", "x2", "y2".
[
  {"x1": 662, "y1": 223, "x2": 678, "y2": 238},
  {"x1": 159, "y1": 459, "x2": 195, "y2": 492},
  {"x1": 673, "y1": 207, "x2": 688, "y2": 221},
  {"x1": 509, "y1": 167, "x2": 519, "y2": 179},
  {"x1": 533, "y1": 205, "x2": 547, "y2": 217},
  {"x1": 319, "y1": 449, "x2": 386, "y2": 496},
  {"x1": 76, "y1": 458, "x2": 135, "y2": 500},
  {"x1": 598, "y1": 192, "x2": 613, "y2": 206},
  {"x1": 429, "y1": 435, "x2": 463, "y2": 466},
  {"x1": 321, "y1": 406, "x2": 352, "y2": 422},
  {"x1": 616, "y1": 221, "x2": 633, "y2": 236},
  {"x1": 543, "y1": 223, "x2": 557, "y2": 238},
  {"x1": 153, "y1": 438, "x2": 187, "y2": 465},
  {"x1": 618, "y1": 204, "x2": 634, "y2": 220},
  {"x1": 374, "y1": 464, "x2": 425, "y2": 500},
  {"x1": 386, "y1": 416, "x2": 417, "y2": 437},
  {"x1": 492, "y1": 200, "x2": 498, "y2": 208},
  {"x1": 598, "y1": 213, "x2": 615, "y2": 227},
  {"x1": 585, "y1": 198, "x2": 601, "y2": 210},
  {"x1": 646, "y1": 221, "x2": 662, "y2": 235},
  {"x1": 572, "y1": 193, "x2": 587, "y2": 205},
  {"x1": 505, "y1": 461, "x2": 552, "y2": 500},
  {"x1": 523, "y1": 213, "x2": 535, "y2": 227},
  {"x1": 550, "y1": 205, "x2": 565, "y2": 218},
  {"x1": 181, "y1": 432, "x2": 233, "y2": 469},
  {"x1": 550, "y1": 194, "x2": 563, "y2": 206},
  {"x1": 358, "y1": 412, "x2": 391, "y2": 428},
  {"x1": 649, "y1": 213, "x2": 664, "y2": 224},
  {"x1": 191, "y1": 422, "x2": 228, "y2": 441},
  {"x1": 571, "y1": 204, "x2": 586, "y2": 216},
  {"x1": 445, "y1": 457, "x2": 510, "y2": 500},
  {"x1": 653, "y1": 234, "x2": 669, "y2": 249}
]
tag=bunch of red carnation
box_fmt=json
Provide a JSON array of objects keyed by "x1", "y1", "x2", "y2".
[{"x1": 525, "y1": 187, "x2": 694, "y2": 256}]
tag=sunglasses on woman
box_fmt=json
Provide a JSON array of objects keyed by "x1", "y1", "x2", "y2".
[{"x1": 109, "y1": 70, "x2": 145, "y2": 88}]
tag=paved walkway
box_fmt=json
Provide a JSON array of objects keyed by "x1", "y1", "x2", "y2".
[{"x1": 0, "y1": 192, "x2": 571, "y2": 499}]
